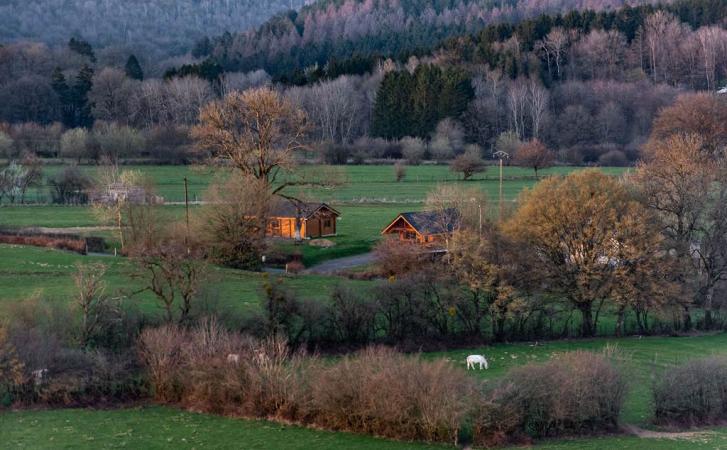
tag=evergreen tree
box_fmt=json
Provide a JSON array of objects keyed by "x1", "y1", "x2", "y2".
[
  {"x1": 68, "y1": 37, "x2": 96, "y2": 63},
  {"x1": 372, "y1": 71, "x2": 415, "y2": 140},
  {"x1": 72, "y1": 65, "x2": 94, "y2": 128},
  {"x1": 125, "y1": 55, "x2": 144, "y2": 80},
  {"x1": 192, "y1": 37, "x2": 212, "y2": 58},
  {"x1": 51, "y1": 67, "x2": 75, "y2": 127}
]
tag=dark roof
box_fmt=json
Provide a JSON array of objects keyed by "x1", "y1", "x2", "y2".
[
  {"x1": 394, "y1": 209, "x2": 459, "y2": 235},
  {"x1": 269, "y1": 200, "x2": 340, "y2": 219}
]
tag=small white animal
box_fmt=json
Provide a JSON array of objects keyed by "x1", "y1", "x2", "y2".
[
  {"x1": 466, "y1": 355, "x2": 489, "y2": 370},
  {"x1": 32, "y1": 368, "x2": 48, "y2": 384},
  {"x1": 226, "y1": 353, "x2": 240, "y2": 365}
]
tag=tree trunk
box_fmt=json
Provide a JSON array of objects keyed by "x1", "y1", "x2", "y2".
[
  {"x1": 682, "y1": 305, "x2": 692, "y2": 331},
  {"x1": 578, "y1": 303, "x2": 595, "y2": 337},
  {"x1": 704, "y1": 285, "x2": 715, "y2": 329},
  {"x1": 615, "y1": 306, "x2": 626, "y2": 337}
]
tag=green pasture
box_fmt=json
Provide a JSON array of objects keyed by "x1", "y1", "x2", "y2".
[
  {"x1": 0, "y1": 203, "x2": 406, "y2": 265},
  {"x1": 0, "y1": 244, "x2": 368, "y2": 316},
  {"x1": 25, "y1": 164, "x2": 629, "y2": 204},
  {"x1": 4, "y1": 334, "x2": 727, "y2": 449},
  {"x1": 1, "y1": 164, "x2": 628, "y2": 264},
  {"x1": 0, "y1": 243, "x2": 684, "y2": 338},
  {"x1": 436, "y1": 333, "x2": 727, "y2": 425},
  {"x1": 0, "y1": 407, "x2": 445, "y2": 450}
]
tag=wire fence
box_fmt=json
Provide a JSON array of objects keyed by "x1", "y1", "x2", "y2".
[{"x1": 1, "y1": 174, "x2": 543, "y2": 206}]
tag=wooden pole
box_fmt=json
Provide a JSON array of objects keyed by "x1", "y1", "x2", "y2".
[
  {"x1": 499, "y1": 157, "x2": 503, "y2": 221},
  {"x1": 184, "y1": 177, "x2": 190, "y2": 249},
  {"x1": 184, "y1": 177, "x2": 190, "y2": 229}
]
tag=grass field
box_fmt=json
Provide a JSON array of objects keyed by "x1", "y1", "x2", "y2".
[
  {"x1": 437, "y1": 333, "x2": 727, "y2": 425},
  {"x1": 4, "y1": 334, "x2": 727, "y2": 449},
  {"x1": 0, "y1": 244, "x2": 372, "y2": 316},
  {"x1": 0, "y1": 164, "x2": 628, "y2": 265},
  {"x1": 27, "y1": 164, "x2": 628, "y2": 204},
  {"x1": 4, "y1": 406, "x2": 727, "y2": 449}
]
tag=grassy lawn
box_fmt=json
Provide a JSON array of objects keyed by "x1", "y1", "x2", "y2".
[
  {"x1": 4, "y1": 406, "x2": 724, "y2": 450},
  {"x1": 1, "y1": 165, "x2": 628, "y2": 265},
  {"x1": 28, "y1": 164, "x2": 628, "y2": 204},
  {"x1": 0, "y1": 244, "x2": 367, "y2": 316},
  {"x1": 431, "y1": 333, "x2": 727, "y2": 426},
  {"x1": 0, "y1": 406, "x2": 446, "y2": 450},
  {"x1": 4, "y1": 333, "x2": 727, "y2": 450}
]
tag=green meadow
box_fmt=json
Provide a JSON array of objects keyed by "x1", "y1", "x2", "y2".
[
  {"x1": 3, "y1": 333, "x2": 727, "y2": 449},
  {"x1": 0, "y1": 164, "x2": 628, "y2": 264}
]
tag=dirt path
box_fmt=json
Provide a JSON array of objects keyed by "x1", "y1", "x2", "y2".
[
  {"x1": 303, "y1": 252, "x2": 375, "y2": 275},
  {"x1": 623, "y1": 424, "x2": 713, "y2": 440}
]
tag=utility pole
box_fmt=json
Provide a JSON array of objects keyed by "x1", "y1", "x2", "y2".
[
  {"x1": 493, "y1": 151, "x2": 510, "y2": 221},
  {"x1": 184, "y1": 177, "x2": 190, "y2": 246}
]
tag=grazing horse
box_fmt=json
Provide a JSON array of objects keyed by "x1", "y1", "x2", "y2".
[
  {"x1": 466, "y1": 355, "x2": 489, "y2": 370},
  {"x1": 32, "y1": 368, "x2": 48, "y2": 385}
]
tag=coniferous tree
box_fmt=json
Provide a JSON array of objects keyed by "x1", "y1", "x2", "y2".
[
  {"x1": 51, "y1": 67, "x2": 74, "y2": 127},
  {"x1": 68, "y1": 37, "x2": 96, "y2": 63},
  {"x1": 125, "y1": 55, "x2": 144, "y2": 80},
  {"x1": 72, "y1": 65, "x2": 94, "y2": 128}
]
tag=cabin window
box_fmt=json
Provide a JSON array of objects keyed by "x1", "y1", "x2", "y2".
[
  {"x1": 404, "y1": 231, "x2": 417, "y2": 240},
  {"x1": 270, "y1": 219, "x2": 280, "y2": 229},
  {"x1": 323, "y1": 218, "x2": 332, "y2": 228}
]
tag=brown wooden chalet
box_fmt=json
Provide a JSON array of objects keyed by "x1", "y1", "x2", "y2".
[
  {"x1": 381, "y1": 209, "x2": 459, "y2": 244},
  {"x1": 266, "y1": 200, "x2": 340, "y2": 239}
]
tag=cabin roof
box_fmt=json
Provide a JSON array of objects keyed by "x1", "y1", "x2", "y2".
[
  {"x1": 382, "y1": 209, "x2": 459, "y2": 235},
  {"x1": 269, "y1": 200, "x2": 340, "y2": 219}
]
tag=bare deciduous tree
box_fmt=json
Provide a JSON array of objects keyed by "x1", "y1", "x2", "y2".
[
  {"x1": 513, "y1": 139, "x2": 555, "y2": 178},
  {"x1": 192, "y1": 87, "x2": 308, "y2": 196}
]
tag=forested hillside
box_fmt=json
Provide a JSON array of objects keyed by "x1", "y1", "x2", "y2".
[
  {"x1": 200, "y1": 0, "x2": 668, "y2": 77},
  {"x1": 0, "y1": 0, "x2": 725, "y2": 170},
  {"x1": 0, "y1": 0, "x2": 309, "y2": 57}
]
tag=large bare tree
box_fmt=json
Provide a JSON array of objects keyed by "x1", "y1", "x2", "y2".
[{"x1": 191, "y1": 87, "x2": 308, "y2": 196}]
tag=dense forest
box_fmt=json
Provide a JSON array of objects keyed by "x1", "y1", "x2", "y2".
[
  {"x1": 0, "y1": 0, "x2": 725, "y2": 171},
  {"x1": 0, "y1": 0, "x2": 309, "y2": 58},
  {"x1": 199, "y1": 0, "x2": 669, "y2": 78}
]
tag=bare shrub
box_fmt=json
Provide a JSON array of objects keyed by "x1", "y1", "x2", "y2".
[
  {"x1": 653, "y1": 357, "x2": 727, "y2": 426},
  {"x1": 138, "y1": 324, "x2": 188, "y2": 402},
  {"x1": 49, "y1": 165, "x2": 92, "y2": 204},
  {"x1": 473, "y1": 351, "x2": 626, "y2": 444},
  {"x1": 394, "y1": 161, "x2": 406, "y2": 182},
  {"x1": 0, "y1": 234, "x2": 87, "y2": 253},
  {"x1": 373, "y1": 237, "x2": 429, "y2": 277},
  {"x1": 139, "y1": 322, "x2": 310, "y2": 420},
  {"x1": 308, "y1": 346, "x2": 473, "y2": 443}
]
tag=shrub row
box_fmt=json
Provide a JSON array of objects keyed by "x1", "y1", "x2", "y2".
[
  {"x1": 0, "y1": 234, "x2": 87, "y2": 254},
  {"x1": 138, "y1": 322, "x2": 627, "y2": 445},
  {"x1": 653, "y1": 356, "x2": 727, "y2": 427}
]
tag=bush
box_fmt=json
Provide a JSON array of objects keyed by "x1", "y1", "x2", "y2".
[
  {"x1": 0, "y1": 233, "x2": 87, "y2": 254},
  {"x1": 321, "y1": 141, "x2": 349, "y2": 164},
  {"x1": 139, "y1": 322, "x2": 309, "y2": 418},
  {"x1": 653, "y1": 357, "x2": 727, "y2": 426},
  {"x1": 598, "y1": 149, "x2": 629, "y2": 167},
  {"x1": 473, "y1": 351, "x2": 626, "y2": 445},
  {"x1": 308, "y1": 347, "x2": 473, "y2": 443},
  {"x1": 49, "y1": 166, "x2": 92, "y2": 204},
  {"x1": 400, "y1": 137, "x2": 426, "y2": 164}
]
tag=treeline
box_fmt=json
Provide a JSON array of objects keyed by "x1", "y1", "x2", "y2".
[
  {"x1": 1, "y1": 1, "x2": 726, "y2": 167},
  {"x1": 0, "y1": 0, "x2": 308, "y2": 59},
  {"x1": 198, "y1": 0, "x2": 724, "y2": 82},
  {"x1": 441, "y1": 0, "x2": 727, "y2": 89}
]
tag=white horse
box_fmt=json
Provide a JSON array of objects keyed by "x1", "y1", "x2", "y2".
[{"x1": 466, "y1": 354, "x2": 489, "y2": 370}]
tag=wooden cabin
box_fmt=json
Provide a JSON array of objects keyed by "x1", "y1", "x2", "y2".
[
  {"x1": 266, "y1": 201, "x2": 340, "y2": 240},
  {"x1": 381, "y1": 209, "x2": 459, "y2": 244}
]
